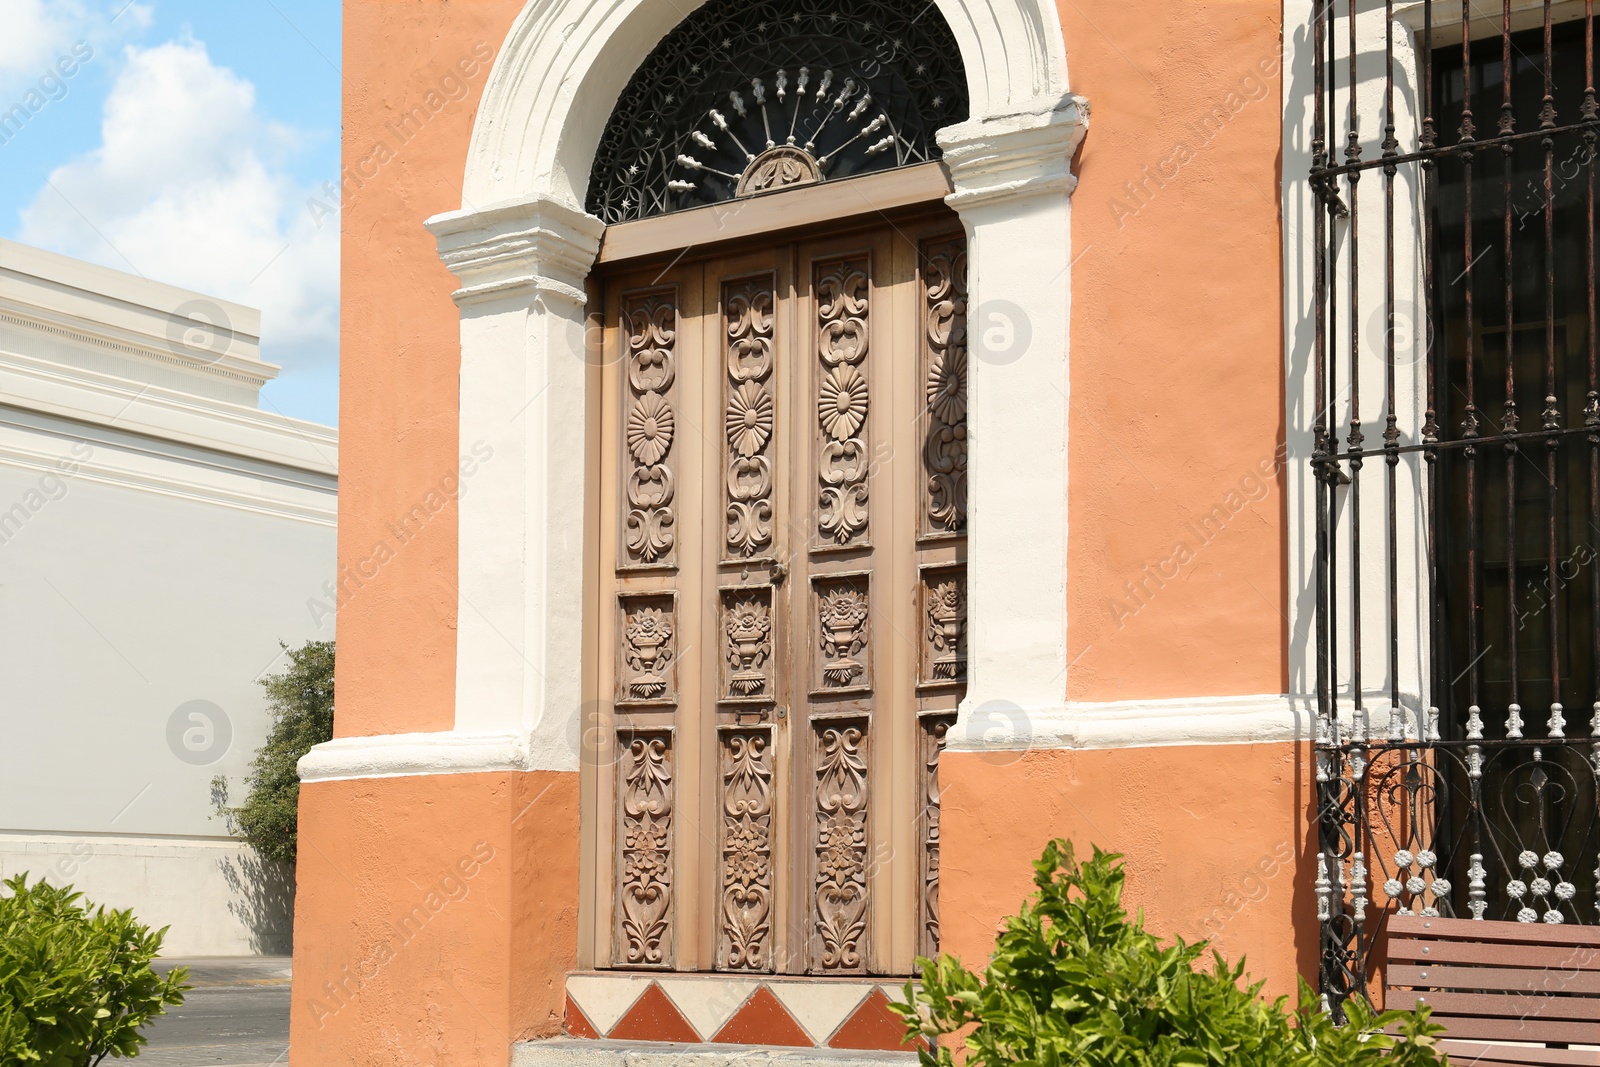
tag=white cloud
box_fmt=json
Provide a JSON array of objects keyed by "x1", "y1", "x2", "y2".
[
  {"x1": 17, "y1": 38, "x2": 337, "y2": 421},
  {"x1": 0, "y1": 1, "x2": 149, "y2": 93}
]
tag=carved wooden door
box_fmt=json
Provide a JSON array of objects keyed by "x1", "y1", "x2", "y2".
[{"x1": 590, "y1": 211, "x2": 967, "y2": 976}]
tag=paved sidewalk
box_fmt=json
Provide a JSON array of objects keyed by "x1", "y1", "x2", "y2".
[{"x1": 136, "y1": 957, "x2": 291, "y2": 1067}]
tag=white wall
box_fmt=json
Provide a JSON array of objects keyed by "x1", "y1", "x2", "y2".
[{"x1": 0, "y1": 240, "x2": 336, "y2": 955}]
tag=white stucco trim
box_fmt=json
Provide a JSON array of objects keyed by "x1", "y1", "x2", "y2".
[
  {"x1": 944, "y1": 694, "x2": 1315, "y2": 752},
  {"x1": 297, "y1": 694, "x2": 1327, "y2": 779},
  {"x1": 296, "y1": 731, "x2": 530, "y2": 783},
  {"x1": 303, "y1": 0, "x2": 1087, "y2": 781},
  {"x1": 1281, "y1": 2, "x2": 1432, "y2": 719},
  {"x1": 460, "y1": 0, "x2": 1071, "y2": 211}
]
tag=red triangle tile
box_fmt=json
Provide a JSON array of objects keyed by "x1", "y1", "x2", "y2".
[
  {"x1": 608, "y1": 982, "x2": 701, "y2": 1043},
  {"x1": 828, "y1": 989, "x2": 917, "y2": 1050},
  {"x1": 563, "y1": 993, "x2": 601, "y2": 1039},
  {"x1": 711, "y1": 985, "x2": 814, "y2": 1047}
]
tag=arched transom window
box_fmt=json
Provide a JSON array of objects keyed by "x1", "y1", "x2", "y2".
[{"x1": 586, "y1": 0, "x2": 968, "y2": 224}]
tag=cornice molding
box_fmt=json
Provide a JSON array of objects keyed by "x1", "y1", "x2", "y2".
[
  {"x1": 939, "y1": 95, "x2": 1090, "y2": 210},
  {"x1": 426, "y1": 196, "x2": 606, "y2": 307},
  {"x1": 0, "y1": 306, "x2": 276, "y2": 388},
  {"x1": 0, "y1": 436, "x2": 335, "y2": 526},
  {"x1": 0, "y1": 348, "x2": 338, "y2": 477}
]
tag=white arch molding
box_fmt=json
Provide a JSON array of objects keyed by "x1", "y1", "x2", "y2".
[{"x1": 300, "y1": 0, "x2": 1088, "y2": 784}]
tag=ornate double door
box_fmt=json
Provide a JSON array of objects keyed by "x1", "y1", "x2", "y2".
[{"x1": 589, "y1": 211, "x2": 968, "y2": 976}]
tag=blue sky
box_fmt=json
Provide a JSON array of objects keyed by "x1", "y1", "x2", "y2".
[{"x1": 0, "y1": 0, "x2": 342, "y2": 426}]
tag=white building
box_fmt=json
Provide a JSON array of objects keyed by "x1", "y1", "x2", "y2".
[{"x1": 0, "y1": 240, "x2": 336, "y2": 955}]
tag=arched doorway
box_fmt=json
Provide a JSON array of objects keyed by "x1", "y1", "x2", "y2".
[{"x1": 581, "y1": 0, "x2": 970, "y2": 980}]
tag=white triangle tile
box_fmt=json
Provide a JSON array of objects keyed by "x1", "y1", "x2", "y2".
[
  {"x1": 766, "y1": 980, "x2": 872, "y2": 1044},
  {"x1": 880, "y1": 982, "x2": 915, "y2": 1009},
  {"x1": 565, "y1": 975, "x2": 654, "y2": 1036},
  {"x1": 655, "y1": 977, "x2": 759, "y2": 1040}
]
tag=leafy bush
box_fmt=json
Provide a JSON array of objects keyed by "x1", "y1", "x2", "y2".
[
  {"x1": 213, "y1": 639, "x2": 335, "y2": 864},
  {"x1": 0, "y1": 874, "x2": 188, "y2": 1065},
  {"x1": 894, "y1": 840, "x2": 1447, "y2": 1067}
]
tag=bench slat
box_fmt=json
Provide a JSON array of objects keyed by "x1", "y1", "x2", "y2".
[
  {"x1": 1390, "y1": 916, "x2": 1600, "y2": 949},
  {"x1": 1413, "y1": 1013, "x2": 1600, "y2": 1044},
  {"x1": 1398, "y1": 989, "x2": 1600, "y2": 1021},
  {"x1": 1390, "y1": 964, "x2": 1600, "y2": 995},
  {"x1": 1437, "y1": 1039, "x2": 1600, "y2": 1066},
  {"x1": 1390, "y1": 937, "x2": 1600, "y2": 971}
]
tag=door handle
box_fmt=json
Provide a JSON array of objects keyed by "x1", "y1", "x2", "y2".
[{"x1": 770, "y1": 561, "x2": 788, "y2": 586}]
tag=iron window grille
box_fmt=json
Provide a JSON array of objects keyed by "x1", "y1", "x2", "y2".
[
  {"x1": 584, "y1": 0, "x2": 968, "y2": 225},
  {"x1": 1310, "y1": 0, "x2": 1600, "y2": 1011}
]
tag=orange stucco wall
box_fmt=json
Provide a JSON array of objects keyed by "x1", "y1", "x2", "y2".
[
  {"x1": 290, "y1": 770, "x2": 580, "y2": 1064},
  {"x1": 335, "y1": 0, "x2": 524, "y2": 738},
  {"x1": 302, "y1": 0, "x2": 1304, "y2": 1060},
  {"x1": 1062, "y1": 0, "x2": 1287, "y2": 702},
  {"x1": 940, "y1": 743, "x2": 1318, "y2": 1001}
]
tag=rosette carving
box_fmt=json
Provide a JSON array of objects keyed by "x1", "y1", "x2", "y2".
[
  {"x1": 719, "y1": 730, "x2": 773, "y2": 971},
  {"x1": 616, "y1": 733, "x2": 674, "y2": 967},
  {"x1": 814, "y1": 723, "x2": 869, "y2": 971},
  {"x1": 922, "y1": 240, "x2": 968, "y2": 534},
  {"x1": 816, "y1": 260, "x2": 871, "y2": 545},
  {"x1": 725, "y1": 280, "x2": 776, "y2": 558},
  {"x1": 624, "y1": 295, "x2": 678, "y2": 564}
]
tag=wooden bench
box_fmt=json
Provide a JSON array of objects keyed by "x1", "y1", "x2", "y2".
[{"x1": 1386, "y1": 914, "x2": 1600, "y2": 1065}]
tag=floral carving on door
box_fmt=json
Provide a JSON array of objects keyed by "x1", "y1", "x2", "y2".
[
  {"x1": 813, "y1": 723, "x2": 869, "y2": 972},
  {"x1": 719, "y1": 730, "x2": 774, "y2": 971},
  {"x1": 816, "y1": 259, "x2": 871, "y2": 546},
  {"x1": 725, "y1": 279, "x2": 776, "y2": 559},
  {"x1": 616, "y1": 733, "x2": 675, "y2": 967},
  {"x1": 623, "y1": 294, "x2": 679, "y2": 566}
]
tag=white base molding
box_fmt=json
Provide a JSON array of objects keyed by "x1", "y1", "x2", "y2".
[
  {"x1": 296, "y1": 731, "x2": 531, "y2": 783},
  {"x1": 945, "y1": 694, "x2": 1317, "y2": 753},
  {"x1": 299, "y1": 696, "x2": 1332, "y2": 784}
]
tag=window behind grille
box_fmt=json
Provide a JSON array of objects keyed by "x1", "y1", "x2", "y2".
[{"x1": 1309, "y1": 2, "x2": 1600, "y2": 1013}]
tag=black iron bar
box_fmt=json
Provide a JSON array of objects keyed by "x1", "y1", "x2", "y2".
[
  {"x1": 1387, "y1": 0, "x2": 1401, "y2": 723},
  {"x1": 1350, "y1": 0, "x2": 1366, "y2": 737},
  {"x1": 1505, "y1": 0, "x2": 1522, "y2": 721},
  {"x1": 1331, "y1": 422, "x2": 1600, "y2": 459},
  {"x1": 1586, "y1": 1, "x2": 1599, "y2": 731},
  {"x1": 1315, "y1": 0, "x2": 1331, "y2": 746},
  {"x1": 1544, "y1": 0, "x2": 1565, "y2": 725},
  {"x1": 1465, "y1": 0, "x2": 1484, "y2": 715},
  {"x1": 1424, "y1": 0, "x2": 1443, "y2": 750},
  {"x1": 1313, "y1": 119, "x2": 1600, "y2": 178},
  {"x1": 1328, "y1": 0, "x2": 1343, "y2": 750}
]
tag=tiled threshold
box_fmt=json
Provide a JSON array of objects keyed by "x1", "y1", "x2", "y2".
[
  {"x1": 514, "y1": 1040, "x2": 919, "y2": 1067},
  {"x1": 562, "y1": 973, "x2": 922, "y2": 1051}
]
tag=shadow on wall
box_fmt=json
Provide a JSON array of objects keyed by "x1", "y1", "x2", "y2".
[{"x1": 220, "y1": 851, "x2": 294, "y2": 955}]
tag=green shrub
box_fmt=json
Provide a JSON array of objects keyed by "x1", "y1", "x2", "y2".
[
  {"x1": 894, "y1": 840, "x2": 1447, "y2": 1067},
  {"x1": 0, "y1": 874, "x2": 188, "y2": 1065},
  {"x1": 213, "y1": 639, "x2": 335, "y2": 864}
]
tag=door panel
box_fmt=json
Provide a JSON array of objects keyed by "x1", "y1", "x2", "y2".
[{"x1": 592, "y1": 212, "x2": 966, "y2": 976}]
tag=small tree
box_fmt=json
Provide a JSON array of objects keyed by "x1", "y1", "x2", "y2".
[
  {"x1": 896, "y1": 840, "x2": 1447, "y2": 1067},
  {"x1": 214, "y1": 640, "x2": 334, "y2": 865},
  {"x1": 0, "y1": 875, "x2": 189, "y2": 1066}
]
